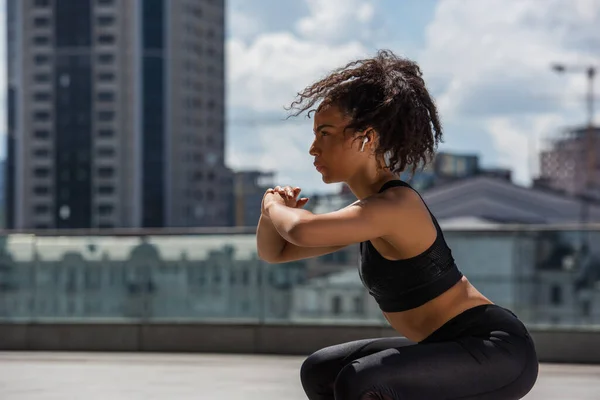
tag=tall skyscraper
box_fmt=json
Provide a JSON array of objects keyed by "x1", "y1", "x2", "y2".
[{"x1": 5, "y1": 0, "x2": 230, "y2": 230}]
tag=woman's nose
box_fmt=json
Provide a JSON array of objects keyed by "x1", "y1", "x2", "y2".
[{"x1": 309, "y1": 140, "x2": 319, "y2": 156}]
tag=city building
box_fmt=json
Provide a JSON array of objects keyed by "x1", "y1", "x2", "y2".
[
  {"x1": 232, "y1": 170, "x2": 274, "y2": 227},
  {"x1": 537, "y1": 126, "x2": 600, "y2": 200},
  {"x1": 0, "y1": 160, "x2": 4, "y2": 227},
  {"x1": 421, "y1": 174, "x2": 600, "y2": 224},
  {"x1": 0, "y1": 233, "x2": 307, "y2": 320},
  {"x1": 0, "y1": 229, "x2": 599, "y2": 325},
  {"x1": 5, "y1": 0, "x2": 230, "y2": 230},
  {"x1": 288, "y1": 226, "x2": 600, "y2": 325},
  {"x1": 400, "y1": 151, "x2": 511, "y2": 191}
]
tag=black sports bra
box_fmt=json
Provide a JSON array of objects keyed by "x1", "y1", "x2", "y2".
[{"x1": 359, "y1": 180, "x2": 463, "y2": 312}]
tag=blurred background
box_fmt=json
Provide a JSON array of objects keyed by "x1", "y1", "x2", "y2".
[{"x1": 1, "y1": 0, "x2": 600, "y2": 398}]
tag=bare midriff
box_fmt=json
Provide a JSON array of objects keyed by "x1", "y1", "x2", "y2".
[{"x1": 382, "y1": 276, "x2": 493, "y2": 342}]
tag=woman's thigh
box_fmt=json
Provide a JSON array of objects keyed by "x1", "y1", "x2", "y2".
[
  {"x1": 334, "y1": 332, "x2": 538, "y2": 400},
  {"x1": 300, "y1": 337, "x2": 416, "y2": 400}
]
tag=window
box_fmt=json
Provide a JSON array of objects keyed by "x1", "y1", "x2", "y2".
[
  {"x1": 96, "y1": 92, "x2": 114, "y2": 102},
  {"x1": 97, "y1": 15, "x2": 115, "y2": 26},
  {"x1": 34, "y1": 73, "x2": 50, "y2": 83},
  {"x1": 353, "y1": 296, "x2": 364, "y2": 315},
  {"x1": 97, "y1": 167, "x2": 114, "y2": 178},
  {"x1": 97, "y1": 185, "x2": 114, "y2": 195},
  {"x1": 33, "y1": 186, "x2": 50, "y2": 195},
  {"x1": 97, "y1": 129, "x2": 114, "y2": 138},
  {"x1": 34, "y1": 111, "x2": 50, "y2": 121},
  {"x1": 332, "y1": 296, "x2": 342, "y2": 315},
  {"x1": 97, "y1": 34, "x2": 115, "y2": 45},
  {"x1": 34, "y1": 0, "x2": 50, "y2": 7},
  {"x1": 97, "y1": 204, "x2": 114, "y2": 216},
  {"x1": 97, "y1": 0, "x2": 114, "y2": 4},
  {"x1": 34, "y1": 17, "x2": 50, "y2": 28},
  {"x1": 34, "y1": 204, "x2": 50, "y2": 214},
  {"x1": 550, "y1": 285, "x2": 563, "y2": 305},
  {"x1": 34, "y1": 92, "x2": 51, "y2": 102},
  {"x1": 97, "y1": 72, "x2": 115, "y2": 82},
  {"x1": 97, "y1": 147, "x2": 114, "y2": 157},
  {"x1": 34, "y1": 130, "x2": 50, "y2": 139},
  {"x1": 83, "y1": 268, "x2": 100, "y2": 291},
  {"x1": 97, "y1": 111, "x2": 115, "y2": 121},
  {"x1": 33, "y1": 36, "x2": 50, "y2": 45},
  {"x1": 97, "y1": 54, "x2": 114, "y2": 64},
  {"x1": 34, "y1": 54, "x2": 50, "y2": 65},
  {"x1": 33, "y1": 148, "x2": 50, "y2": 158}
]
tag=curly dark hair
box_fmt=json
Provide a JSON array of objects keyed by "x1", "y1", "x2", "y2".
[{"x1": 286, "y1": 49, "x2": 443, "y2": 176}]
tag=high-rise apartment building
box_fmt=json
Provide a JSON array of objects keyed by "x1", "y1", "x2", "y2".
[
  {"x1": 538, "y1": 126, "x2": 600, "y2": 200},
  {"x1": 5, "y1": 0, "x2": 231, "y2": 230}
]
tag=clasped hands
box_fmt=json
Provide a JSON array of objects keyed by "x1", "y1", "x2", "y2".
[{"x1": 261, "y1": 186, "x2": 310, "y2": 218}]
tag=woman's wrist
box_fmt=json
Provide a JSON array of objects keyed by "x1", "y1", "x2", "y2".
[{"x1": 264, "y1": 199, "x2": 280, "y2": 217}]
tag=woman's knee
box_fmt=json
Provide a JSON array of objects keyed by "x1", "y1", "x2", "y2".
[
  {"x1": 334, "y1": 362, "x2": 368, "y2": 399},
  {"x1": 333, "y1": 357, "x2": 403, "y2": 400},
  {"x1": 300, "y1": 349, "x2": 338, "y2": 398}
]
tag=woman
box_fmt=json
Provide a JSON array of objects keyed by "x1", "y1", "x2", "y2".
[{"x1": 256, "y1": 50, "x2": 538, "y2": 400}]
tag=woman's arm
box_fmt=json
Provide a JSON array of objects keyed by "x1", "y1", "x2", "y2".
[
  {"x1": 265, "y1": 187, "x2": 419, "y2": 248},
  {"x1": 256, "y1": 214, "x2": 288, "y2": 263},
  {"x1": 257, "y1": 214, "x2": 348, "y2": 263},
  {"x1": 256, "y1": 187, "x2": 347, "y2": 263}
]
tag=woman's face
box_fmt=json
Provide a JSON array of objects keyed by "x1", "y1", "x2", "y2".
[{"x1": 309, "y1": 105, "x2": 372, "y2": 184}]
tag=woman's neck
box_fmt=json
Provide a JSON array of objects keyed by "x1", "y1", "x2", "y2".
[{"x1": 345, "y1": 169, "x2": 398, "y2": 200}]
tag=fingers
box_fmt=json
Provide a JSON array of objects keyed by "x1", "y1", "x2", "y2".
[
  {"x1": 272, "y1": 185, "x2": 301, "y2": 199},
  {"x1": 296, "y1": 197, "x2": 309, "y2": 208},
  {"x1": 269, "y1": 185, "x2": 305, "y2": 208},
  {"x1": 285, "y1": 186, "x2": 295, "y2": 198}
]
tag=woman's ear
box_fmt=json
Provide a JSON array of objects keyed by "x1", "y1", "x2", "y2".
[{"x1": 364, "y1": 127, "x2": 379, "y2": 150}]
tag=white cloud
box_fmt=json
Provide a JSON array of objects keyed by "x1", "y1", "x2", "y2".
[
  {"x1": 296, "y1": 0, "x2": 376, "y2": 43},
  {"x1": 228, "y1": 8, "x2": 263, "y2": 39},
  {"x1": 226, "y1": 0, "x2": 600, "y2": 191},
  {"x1": 419, "y1": 0, "x2": 600, "y2": 184},
  {"x1": 226, "y1": 0, "x2": 377, "y2": 192},
  {"x1": 486, "y1": 115, "x2": 566, "y2": 182},
  {"x1": 227, "y1": 34, "x2": 367, "y2": 112},
  {"x1": 226, "y1": 0, "x2": 378, "y2": 113},
  {"x1": 227, "y1": 119, "x2": 337, "y2": 194}
]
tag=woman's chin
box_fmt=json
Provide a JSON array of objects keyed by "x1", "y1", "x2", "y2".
[{"x1": 320, "y1": 174, "x2": 340, "y2": 184}]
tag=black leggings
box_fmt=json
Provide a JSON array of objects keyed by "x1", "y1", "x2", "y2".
[{"x1": 300, "y1": 305, "x2": 539, "y2": 400}]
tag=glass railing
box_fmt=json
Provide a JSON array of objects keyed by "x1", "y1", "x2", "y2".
[{"x1": 1, "y1": 226, "x2": 600, "y2": 330}]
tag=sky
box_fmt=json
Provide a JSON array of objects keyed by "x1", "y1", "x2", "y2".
[
  {"x1": 0, "y1": 0, "x2": 598, "y2": 196},
  {"x1": 225, "y1": 0, "x2": 600, "y2": 194}
]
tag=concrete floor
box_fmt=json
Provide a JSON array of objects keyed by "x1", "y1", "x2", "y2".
[{"x1": 0, "y1": 352, "x2": 599, "y2": 399}]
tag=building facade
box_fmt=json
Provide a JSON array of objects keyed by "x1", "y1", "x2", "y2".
[
  {"x1": 5, "y1": 0, "x2": 230, "y2": 230},
  {"x1": 0, "y1": 230, "x2": 599, "y2": 325},
  {"x1": 538, "y1": 126, "x2": 600, "y2": 200},
  {"x1": 232, "y1": 170, "x2": 274, "y2": 227}
]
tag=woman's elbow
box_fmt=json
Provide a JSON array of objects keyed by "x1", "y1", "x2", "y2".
[
  {"x1": 286, "y1": 224, "x2": 318, "y2": 247},
  {"x1": 256, "y1": 247, "x2": 282, "y2": 264}
]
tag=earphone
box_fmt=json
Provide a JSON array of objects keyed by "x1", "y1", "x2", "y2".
[{"x1": 360, "y1": 136, "x2": 369, "y2": 152}]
